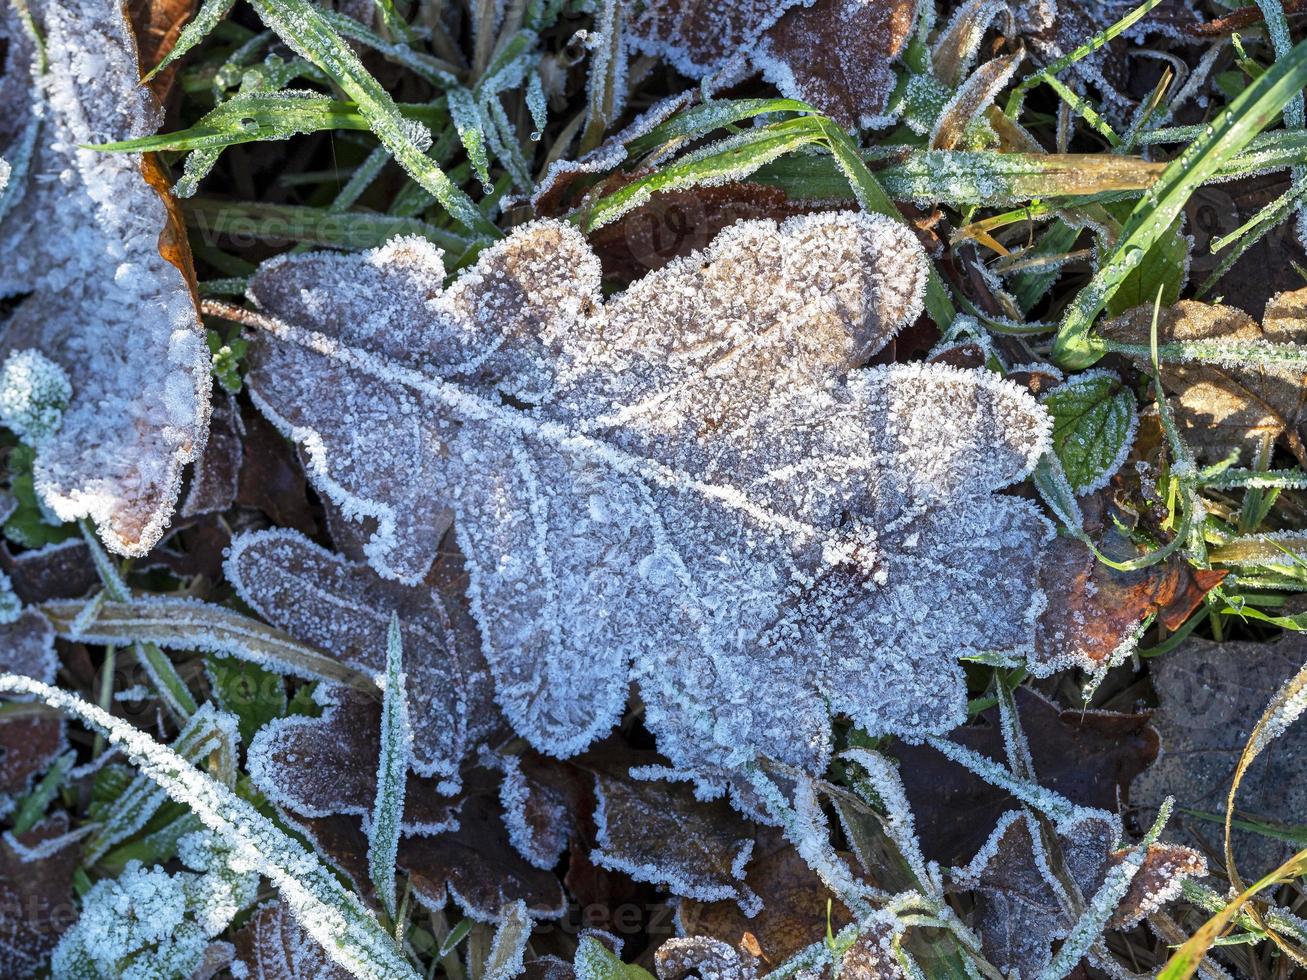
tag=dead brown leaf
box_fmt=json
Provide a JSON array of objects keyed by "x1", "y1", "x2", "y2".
[
  {"x1": 0, "y1": 813, "x2": 81, "y2": 977},
  {"x1": 1100, "y1": 291, "x2": 1307, "y2": 466},
  {"x1": 1132, "y1": 634, "x2": 1307, "y2": 875},
  {"x1": 894, "y1": 687, "x2": 1157, "y2": 867},
  {"x1": 232, "y1": 899, "x2": 352, "y2": 979},
  {"x1": 0, "y1": 611, "x2": 65, "y2": 801},
  {"x1": 675, "y1": 829, "x2": 856, "y2": 966}
]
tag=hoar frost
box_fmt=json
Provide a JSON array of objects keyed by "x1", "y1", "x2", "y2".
[
  {"x1": 0, "y1": 0, "x2": 210, "y2": 557},
  {"x1": 0, "y1": 349, "x2": 72, "y2": 446},
  {"x1": 242, "y1": 212, "x2": 1052, "y2": 786}
]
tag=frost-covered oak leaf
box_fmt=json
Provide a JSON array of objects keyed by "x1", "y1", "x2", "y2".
[
  {"x1": 624, "y1": 0, "x2": 918, "y2": 129},
  {"x1": 0, "y1": 0, "x2": 210, "y2": 556},
  {"x1": 243, "y1": 214, "x2": 1052, "y2": 777},
  {"x1": 228, "y1": 528, "x2": 498, "y2": 784},
  {"x1": 954, "y1": 809, "x2": 1204, "y2": 978}
]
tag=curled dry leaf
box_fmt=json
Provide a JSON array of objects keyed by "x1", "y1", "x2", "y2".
[
  {"x1": 1100, "y1": 291, "x2": 1307, "y2": 465},
  {"x1": 675, "y1": 829, "x2": 857, "y2": 966},
  {"x1": 247, "y1": 687, "x2": 459, "y2": 835},
  {"x1": 232, "y1": 899, "x2": 352, "y2": 980},
  {"x1": 1034, "y1": 512, "x2": 1226, "y2": 674},
  {"x1": 895, "y1": 687, "x2": 1157, "y2": 866},
  {"x1": 0, "y1": 813, "x2": 82, "y2": 977},
  {"x1": 243, "y1": 214, "x2": 1052, "y2": 784},
  {"x1": 227, "y1": 528, "x2": 498, "y2": 784},
  {"x1": 624, "y1": 0, "x2": 918, "y2": 129},
  {"x1": 954, "y1": 808, "x2": 1204, "y2": 978},
  {"x1": 0, "y1": 610, "x2": 64, "y2": 804},
  {"x1": 0, "y1": 0, "x2": 210, "y2": 557},
  {"x1": 1132, "y1": 634, "x2": 1307, "y2": 874}
]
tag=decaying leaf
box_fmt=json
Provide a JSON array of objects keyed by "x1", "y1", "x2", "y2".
[
  {"x1": 227, "y1": 528, "x2": 498, "y2": 784},
  {"x1": 654, "y1": 936, "x2": 759, "y2": 980},
  {"x1": 1033, "y1": 516, "x2": 1226, "y2": 674},
  {"x1": 755, "y1": 0, "x2": 919, "y2": 129},
  {"x1": 675, "y1": 829, "x2": 857, "y2": 966},
  {"x1": 1100, "y1": 291, "x2": 1307, "y2": 465},
  {"x1": 0, "y1": 539, "x2": 98, "y2": 603},
  {"x1": 624, "y1": 0, "x2": 918, "y2": 128},
  {"x1": 1132, "y1": 634, "x2": 1307, "y2": 875},
  {"x1": 247, "y1": 686, "x2": 459, "y2": 835},
  {"x1": 296, "y1": 779, "x2": 568, "y2": 921},
  {"x1": 181, "y1": 392, "x2": 243, "y2": 518},
  {"x1": 1012, "y1": 0, "x2": 1201, "y2": 113},
  {"x1": 954, "y1": 808, "x2": 1204, "y2": 978},
  {"x1": 592, "y1": 769, "x2": 759, "y2": 913},
  {"x1": 242, "y1": 214, "x2": 1051, "y2": 783},
  {"x1": 232, "y1": 899, "x2": 352, "y2": 980},
  {"x1": 895, "y1": 687, "x2": 1157, "y2": 866},
  {"x1": 496, "y1": 750, "x2": 588, "y2": 871},
  {"x1": 0, "y1": 610, "x2": 64, "y2": 806},
  {"x1": 0, "y1": 812, "x2": 81, "y2": 977},
  {"x1": 0, "y1": 0, "x2": 210, "y2": 557}
]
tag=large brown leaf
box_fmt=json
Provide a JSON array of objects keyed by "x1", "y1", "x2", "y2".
[
  {"x1": 1132, "y1": 634, "x2": 1307, "y2": 874},
  {"x1": 0, "y1": 813, "x2": 81, "y2": 977},
  {"x1": 895, "y1": 687, "x2": 1157, "y2": 866}
]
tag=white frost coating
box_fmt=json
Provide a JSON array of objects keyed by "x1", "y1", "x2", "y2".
[
  {"x1": 622, "y1": 0, "x2": 810, "y2": 77},
  {"x1": 0, "y1": 349, "x2": 72, "y2": 447},
  {"x1": 483, "y1": 900, "x2": 532, "y2": 980},
  {"x1": 840, "y1": 748, "x2": 939, "y2": 898},
  {"x1": 495, "y1": 753, "x2": 570, "y2": 870},
  {"x1": 51, "y1": 830, "x2": 257, "y2": 979},
  {"x1": 0, "y1": 0, "x2": 210, "y2": 557},
  {"x1": 0, "y1": 572, "x2": 20, "y2": 625},
  {"x1": 243, "y1": 213, "x2": 1051, "y2": 778},
  {"x1": 3, "y1": 676, "x2": 420, "y2": 980},
  {"x1": 366, "y1": 615, "x2": 410, "y2": 919}
]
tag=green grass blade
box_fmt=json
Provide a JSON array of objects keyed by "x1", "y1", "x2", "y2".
[
  {"x1": 1053, "y1": 37, "x2": 1307, "y2": 368},
  {"x1": 141, "y1": 0, "x2": 236, "y2": 82},
  {"x1": 244, "y1": 0, "x2": 498, "y2": 239},
  {"x1": 368, "y1": 614, "x2": 410, "y2": 921}
]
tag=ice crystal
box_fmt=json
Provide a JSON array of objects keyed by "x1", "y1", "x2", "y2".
[
  {"x1": 0, "y1": 350, "x2": 72, "y2": 447},
  {"x1": 367, "y1": 614, "x2": 410, "y2": 919},
  {"x1": 0, "y1": 611, "x2": 64, "y2": 807},
  {"x1": 226, "y1": 528, "x2": 497, "y2": 784},
  {"x1": 0, "y1": 572, "x2": 20, "y2": 625},
  {"x1": 243, "y1": 214, "x2": 1051, "y2": 779},
  {"x1": 653, "y1": 936, "x2": 759, "y2": 980},
  {"x1": 0, "y1": 0, "x2": 210, "y2": 557}
]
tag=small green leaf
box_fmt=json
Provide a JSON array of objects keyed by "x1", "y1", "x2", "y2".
[
  {"x1": 1041, "y1": 370, "x2": 1138, "y2": 495},
  {"x1": 3, "y1": 444, "x2": 77, "y2": 548},
  {"x1": 574, "y1": 936, "x2": 656, "y2": 980},
  {"x1": 207, "y1": 655, "x2": 287, "y2": 745}
]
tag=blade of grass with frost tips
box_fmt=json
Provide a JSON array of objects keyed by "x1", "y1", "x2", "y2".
[
  {"x1": 1160, "y1": 846, "x2": 1307, "y2": 980},
  {"x1": 369, "y1": 614, "x2": 410, "y2": 922},
  {"x1": 94, "y1": 94, "x2": 399, "y2": 154},
  {"x1": 1005, "y1": 0, "x2": 1167, "y2": 119},
  {"x1": 183, "y1": 198, "x2": 472, "y2": 252},
  {"x1": 1053, "y1": 37, "x2": 1307, "y2": 369},
  {"x1": 82, "y1": 703, "x2": 236, "y2": 866},
  {"x1": 243, "y1": 0, "x2": 498, "y2": 240},
  {"x1": 0, "y1": 675, "x2": 420, "y2": 980},
  {"x1": 41, "y1": 596, "x2": 376, "y2": 691}
]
